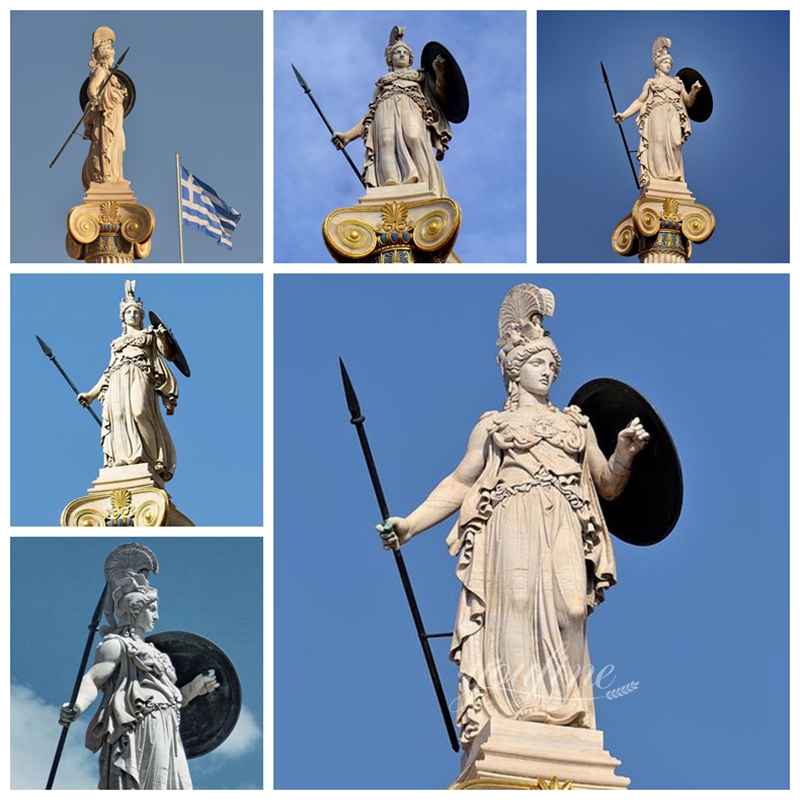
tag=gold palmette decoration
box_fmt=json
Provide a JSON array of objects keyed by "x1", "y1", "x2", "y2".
[
  {"x1": 107, "y1": 488, "x2": 135, "y2": 525},
  {"x1": 532, "y1": 777, "x2": 574, "y2": 790},
  {"x1": 379, "y1": 201, "x2": 413, "y2": 233},
  {"x1": 99, "y1": 201, "x2": 123, "y2": 225}
]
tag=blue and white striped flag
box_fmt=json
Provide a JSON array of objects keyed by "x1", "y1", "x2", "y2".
[{"x1": 180, "y1": 166, "x2": 241, "y2": 249}]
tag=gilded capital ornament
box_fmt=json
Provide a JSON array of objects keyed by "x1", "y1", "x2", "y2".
[
  {"x1": 323, "y1": 197, "x2": 461, "y2": 263},
  {"x1": 612, "y1": 195, "x2": 715, "y2": 264}
]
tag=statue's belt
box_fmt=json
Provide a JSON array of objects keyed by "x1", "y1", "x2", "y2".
[{"x1": 106, "y1": 355, "x2": 154, "y2": 380}]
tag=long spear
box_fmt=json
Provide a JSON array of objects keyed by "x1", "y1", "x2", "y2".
[
  {"x1": 292, "y1": 65, "x2": 366, "y2": 188},
  {"x1": 339, "y1": 358, "x2": 460, "y2": 753},
  {"x1": 601, "y1": 61, "x2": 639, "y2": 191},
  {"x1": 36, "y1": 335, "x2": 102, "y2": 426},
  {"x1": 46, "y1": 584, "x2": 107, "y2": 789},
  {"x1": 49, "y1": 46, "x2": 130, "y2": 169}
]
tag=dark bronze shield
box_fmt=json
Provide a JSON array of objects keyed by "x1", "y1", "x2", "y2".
[
  {"x1": 79, "y1": 69, "x2": 137, "y2": 118},
  {"x1": 676, "y1": 67, "x2": 712, "y2": 122},
  {"x1": 421, "y1": 41, "x2": 469, "y2": 124},
  {"x1": 568, "y1": 378, "x2": 683, "y2": 546},
  {"x1": 149, "y1": 311, "x2": 191, "y2": 378},
  {"x1": 145, "y1": 631, "x2": 242, "y2": 758}
]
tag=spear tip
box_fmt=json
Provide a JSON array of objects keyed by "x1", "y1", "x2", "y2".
[
  {"x1": 338, "y1": 357, "x2": 363, "y2": 422},
  {"x1": 116, "y1": 46, "x2": 130, "y2": 66},
  {"x1": 600, "y1": 61, "x2": 609, "y2": 82},
  {"x1": 35, "y1": 334, "x2": 53, "y2": 358},
  {"x1": 292, "y1": 63, "x2": 309, "y2": 92}
]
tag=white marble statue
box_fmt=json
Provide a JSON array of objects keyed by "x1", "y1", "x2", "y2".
[
  {"x1": 613, "y1": 37, "x2": 702, "y2": 187},
  {"x1": 78, "y1": 281, "x2": 179, "y2": 481},
  {"x1": 82, "y1": 26, "x2": 127, "y2": 191},
  {"x1": 332, "y1": 26, "x2": 451, "y2": 197},
  {"x1": 379, "y1": 284, "x2": 649, "y2": 745},
  {"x1": 59, "y1": 544, "x2": 219, "y2": 790}
]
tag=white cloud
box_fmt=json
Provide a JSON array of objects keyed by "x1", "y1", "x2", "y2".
[
  {"x1": 11, "y1": 683, "x2": 96, "y2": 790},
  {"x1": 213, "y1": 704, "x2": 261, "y2": 759}
]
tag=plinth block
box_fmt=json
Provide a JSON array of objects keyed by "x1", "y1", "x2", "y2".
[{"x1": 449, "y1": 719, "x2": 629, "y2": 790}]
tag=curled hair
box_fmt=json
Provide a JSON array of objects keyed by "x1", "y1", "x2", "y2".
[
  {"x1": 498, "y1": 337, "x2": 562, "y2": 411},
  {"x1": 124, "y1": 588, "x2": 158, "y2": 617}
]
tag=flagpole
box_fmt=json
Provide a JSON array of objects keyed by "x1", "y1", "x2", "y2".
[{"x1": 176, "y1": 153, "x2": 185, "y2": 263}]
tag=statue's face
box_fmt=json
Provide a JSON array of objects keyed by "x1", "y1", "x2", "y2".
[
  {"x1": 391, "y1": 46, "x2": 412, "y2": 70},
  {"x1": 519, "y1": 350, "x2": 558, "y2": 398},
  {"x1": 123, "y1": 306, "x2": 143, "y2": 329},
  {"x1": 136, "y1": 600, "x2": 159, "y2": 633},
  {"x1": 656, "y1": 55, "x2": 673, "y2": 75}
]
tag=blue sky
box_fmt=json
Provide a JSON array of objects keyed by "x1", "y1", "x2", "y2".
[
  {"x1": 275, "y1": 273, "x2": 789, "y2": 789},
  {"x1": 11, "y1": 274, "x2": 263, "y2": 526},
  {"x1": 10, "y1": 536, "x2": 263, "y2": 790},
  {"x1": 11, "y1": 10, "x2": 263, "y2": 263},
  {"x1": 274, "y1": 10, "x2": 526, "y2": 263},
  {"x1": 538, "y1": 10, "x2": 789, "y2": 263}
]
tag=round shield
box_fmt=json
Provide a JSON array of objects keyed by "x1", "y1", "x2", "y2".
[
  {"x1": 676, "y1": 67, "x2": 712, "y2": 122},
  {"x1": 149, "y1": 311, "x2": 191, "y2": 378},
  {"x1": 568, "y1": 378, "x2": 683, "y2": 546},
  {"x1": 145, "y1": 631, "x2": 242, "y2": 759},
  {"x1": 79, "y1": 69, "x2": 137, "y2": 118},
  {"x1": 421, "y1": 41, "x2": 469, "y2": 124}
]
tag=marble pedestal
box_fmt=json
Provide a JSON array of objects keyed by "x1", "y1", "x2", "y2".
[
  {"x1": 61, "y1": 463, "x2": 193, "y2": 527},
  {"x1": 323, "y1": 185, "x2": 461, "y2": 263},
  {"x1": 448, "y1": 719, "x2": 629, "y2": 790},
  {"x1": 611, "y1": 179, "x2": 715, "y2": 264},
  {"x1": 66, "y1": 181, "x2": 155, "y2": 263}
]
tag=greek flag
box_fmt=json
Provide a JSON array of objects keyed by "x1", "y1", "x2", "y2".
[{"x1": 180, "y1": 166, "x2": 241, "y2": 249}]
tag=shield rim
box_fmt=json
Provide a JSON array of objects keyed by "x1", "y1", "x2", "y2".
[
  {"x1": 145, "y1": 630, "x2": 242, "y2": 759},
  {"x1": 421, "y1": 41, "x2": 469, "y2": 124},
  {"x1": 79, "y1": 69, "x2": 137, "y2": 119},
  {"x1": 568, "y1": 377, "x2": 683, "y2": 546},
  {"x1": 676, "y1": 67, "x2": 713, "y2": 122},
  {"x1": 149, "y1": 310, "x2": 191, "y2": 378}
]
